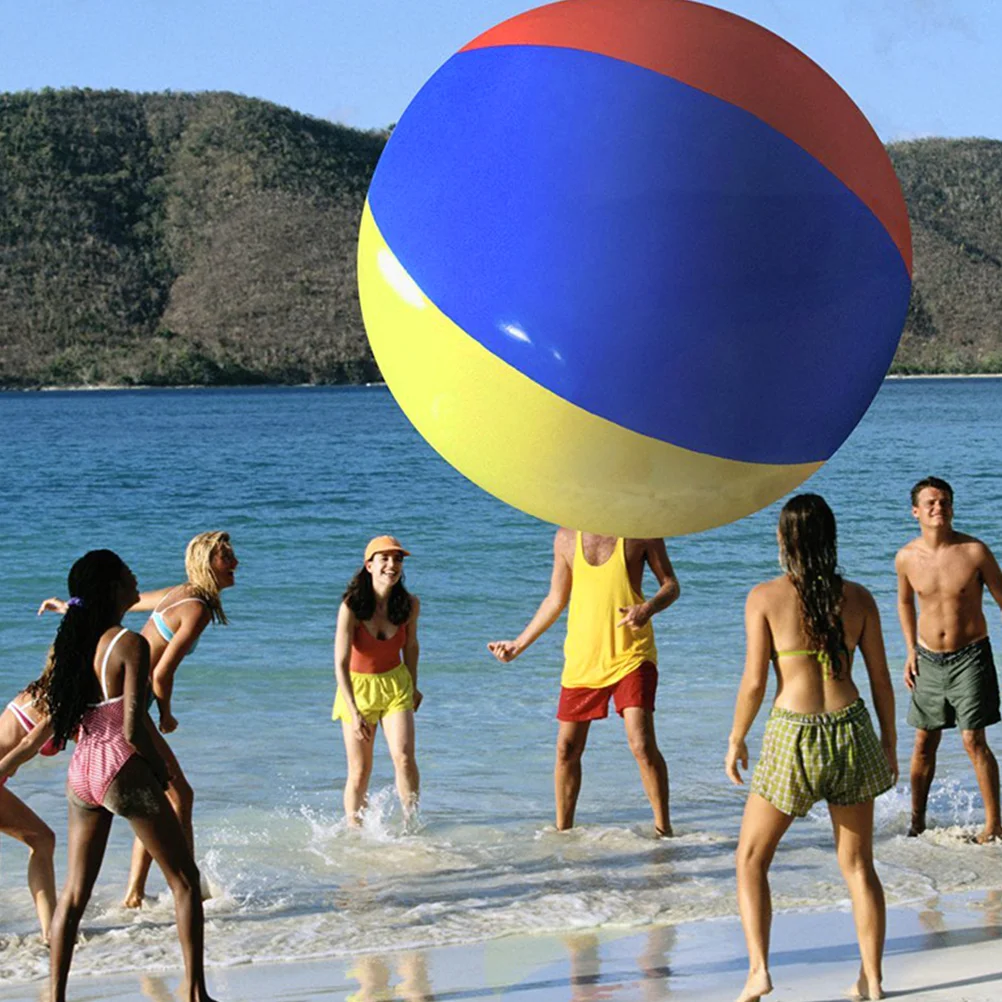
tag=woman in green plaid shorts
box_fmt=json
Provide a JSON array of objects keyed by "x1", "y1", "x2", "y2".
[{"x1": 724, "y1": 495, "x2": 898, "y2": 1002}]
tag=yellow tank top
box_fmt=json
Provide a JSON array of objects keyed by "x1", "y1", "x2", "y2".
[{"x1": 562, "y1": 534, "x2": 658, "y2": 689}]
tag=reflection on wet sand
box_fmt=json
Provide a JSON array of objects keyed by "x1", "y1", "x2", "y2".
[
  {"x1": 346, "y1": 951, "x2": 431, "y2": 1002},
  {"x1": 140, "y1": 975, "x2": 175, "y2": 1002},
  {"x1": 340, "y1": 925, "x2": 677, "y2": 1001}
]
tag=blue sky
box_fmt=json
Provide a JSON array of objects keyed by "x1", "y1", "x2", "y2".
[{"x1": 2, "y1": 0, "x2": 999, "y2": 141}]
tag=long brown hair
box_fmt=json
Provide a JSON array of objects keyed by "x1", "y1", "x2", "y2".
[
  {"x1": 342, "y1": 566, "x2": 412, "y2": 625},
  {"x1": 778, "y1": 494, "x2": 847, "y2": 679},
  {"x1": 41, "y1": 549, "x2": 128, "y2": 747}
]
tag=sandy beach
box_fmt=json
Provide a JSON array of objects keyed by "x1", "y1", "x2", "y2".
[{"x1": 2, "y1": 890, "x2": 999, "y2": 1001}]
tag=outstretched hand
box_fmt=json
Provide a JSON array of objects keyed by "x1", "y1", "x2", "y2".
[
  {"x1": 487, "y1": 641, "x2": 520, "y2": 663},
  {"x1": 617, "y1": 604, "x2": 651, "y2": 629},
  {"x1": 725, "y1": 738, "x2": 749, "y2": 786},
  {"x1": 37, "y1": 597, "x2": 68, "y2": 616}
]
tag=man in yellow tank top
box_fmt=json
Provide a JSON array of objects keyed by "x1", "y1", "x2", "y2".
[{"x1": 488, "y1": 530, "x2": 681, "y2": 835}]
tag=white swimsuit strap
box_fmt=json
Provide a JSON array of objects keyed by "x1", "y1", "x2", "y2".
[
  {"x1": 100, "y1": 628, "x2": 130, "y2": 700},
  {"x1": 153, "y1": 586, "x2": 182, "y2": 614},
  {"x1": 159, "y1": 597, "x2": 206, "y2": 614}
]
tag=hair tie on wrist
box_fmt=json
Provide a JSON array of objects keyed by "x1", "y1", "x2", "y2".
[{"x1": 67, "y1": 597, "x2": 84, "y2": 609}]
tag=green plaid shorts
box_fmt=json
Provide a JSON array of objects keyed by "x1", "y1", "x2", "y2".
[{"x1": 750, "y1": 698, "x2": 894, "y2": 817}]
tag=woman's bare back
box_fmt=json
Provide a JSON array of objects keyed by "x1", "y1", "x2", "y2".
[{"x1": 761, "y1": 576, "x2": 875, "y2": 714}]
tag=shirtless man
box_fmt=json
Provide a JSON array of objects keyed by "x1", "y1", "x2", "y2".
[
  {"x1": 896, "y1": 477, "x2": 1002, "y2": 842},
  {"x1": 488, "y1": 531, "x2": 680, "y2": 835}
]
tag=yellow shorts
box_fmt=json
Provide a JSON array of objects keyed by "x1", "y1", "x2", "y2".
[{"x1": 332, "y1": 663, "x2": 414, "y2": 725}]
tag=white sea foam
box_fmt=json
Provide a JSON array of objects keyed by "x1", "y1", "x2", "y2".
[{"x1": 3, "y1": 782, "x2": 1000, "y2": 983}]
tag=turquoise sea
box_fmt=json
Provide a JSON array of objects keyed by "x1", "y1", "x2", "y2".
[{"x1": 2, "y1": 379, "x2": 1002, "y2": 982}]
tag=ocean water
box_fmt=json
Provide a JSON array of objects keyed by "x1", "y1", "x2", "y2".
[{"x1": 1, "y1": 379, "x2": 1002, "y2": 982}]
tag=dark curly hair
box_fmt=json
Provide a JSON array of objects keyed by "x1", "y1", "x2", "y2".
[
  {"x1": 41, "y1": 549, "x2": 128, "y2": 748},
  {"x1": 342, "y1": 565, "x2": 412, "y2": 625},
  {"x1": 778, "y1": 494, "x2": 847, "y2": 679}
]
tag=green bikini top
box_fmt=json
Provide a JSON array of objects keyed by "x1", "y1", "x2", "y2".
[
  {"x1": 774, "y1": 648, "x2": 825, "y2": 660},
  {"x1": 773, "y1": 648, "x2": 846, "y2": 679}
]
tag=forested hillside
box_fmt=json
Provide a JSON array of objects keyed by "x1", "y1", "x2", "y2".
[
  {"x1": 891, "y1": 139, "x2": 1002, "y2": 373},
  {"x1": 0, "y1": 89, "x2": 384, "y2": 386},
  {"x1": 0, "y1": 89, "x2": 1000, "y2": 386}
]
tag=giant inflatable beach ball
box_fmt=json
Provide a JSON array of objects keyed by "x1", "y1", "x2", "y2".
[{"x1": 358, "y1": 0, "x2": 912, "y2": 537}]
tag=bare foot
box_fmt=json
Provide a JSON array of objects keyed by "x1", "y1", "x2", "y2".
[
  {"x1": 736, "y1": 968, "x2": 772, "y2": 1002},
  {"x1": 122, "y1": 889, "x2": 144, "y2": 909},
  {"x1": 182, "y1": 980, "x2": 220, "y2": 1002},
  {"x1": 974, "y1": 826, "x2": 1002, "y2": 844},
  {"x1": 655, "y1": 825, "x2": 673, "y2": 838},
  {"x1": 846, "y1": 971, "x2": 884, "y2": 1000},
  {"x1": 907, "y1": 816, "x2": 926, "y2": 837}
]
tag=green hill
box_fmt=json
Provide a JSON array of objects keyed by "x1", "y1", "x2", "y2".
[
  {"x1": 0, "y1": 88, "x2": 385, "y2": 387},
  {"x1": 890, "y1": 138, "x2": 1002, "y2": 373},
  {"x1": 0, "y1": 89, "x2": 1000, "y2": 387}
]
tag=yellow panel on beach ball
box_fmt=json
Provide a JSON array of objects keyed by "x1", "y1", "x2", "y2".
[{"x1": 358, "y1": 204, "x2": 821, "y2": 538}]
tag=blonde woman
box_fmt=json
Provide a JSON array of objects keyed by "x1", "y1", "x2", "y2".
[{"x1": 40, "y1": 531, "x2": 238, "y2": 908}]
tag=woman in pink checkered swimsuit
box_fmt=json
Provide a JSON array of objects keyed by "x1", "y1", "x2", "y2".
[{"x1": 37, "y1": 549, "x2": 219, "y2": 1002}]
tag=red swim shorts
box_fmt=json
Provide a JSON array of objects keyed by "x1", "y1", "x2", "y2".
[{"x1": 557, "y1": 662, "x2": 658, "y2": 722}]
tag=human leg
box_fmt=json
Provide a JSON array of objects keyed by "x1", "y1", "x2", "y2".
[
  {"x1": 341, "y1": 718, "x2": 375, "y2": 825},
  {"x1": 110, "y1": 756, "x2": 216, "y2": 1002},
  {"x1": 0, "y1": 786, "x2": 57, "y2": 942},
  {"x1": 960, "y1": 729, "x2": 1002, "y2": 841},
  {"x1": 829, "y1": 800, "x2": 885, "y2": 1000},
  {"x1": 124, "y1": 729, "x2": 191, "y2": 907},
  {"x1": 382, "y1": 709, "x2": 419, "y2": 819},
  {"x1": 908, "y1": 728, "x2": 941, "y2": 836},
  {"x1": 621, "y1": 708, "x2": 671, "y2": 835},
  {"x1": 734, "y1": 793, "x2": 795, "y2": 1002},
  {"x1": 949, "y1": 641, "x2": 1002, "y2": 840},
  {"x1": 555, "y1": 720, "x2": 591, "y2": 830},
  {"x1": 49, "y1": 797, "x2": 113, "y2": 1002}
]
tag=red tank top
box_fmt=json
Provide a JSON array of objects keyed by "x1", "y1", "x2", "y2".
[{"x1": 350, "y1": 622, "x2": 408, "y2": 675}]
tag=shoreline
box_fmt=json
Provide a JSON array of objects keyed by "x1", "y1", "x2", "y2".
[
  {"x1": 1, "y1": 381, "x2": 389, "y2": 393},
  {"x1": 2, "y1": 891, "x2": 999, "y2": 1000},
  {"x1": 1, "y1": 373, "x2": 1001, "y2": 393}
]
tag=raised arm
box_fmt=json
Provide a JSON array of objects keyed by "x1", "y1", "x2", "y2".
[
  {"x1": 119, "y1": 633, "x2": 169, "y2": 788},
  {"x1": 895, "y1": 549, "x2": 919, "y2": 690},
  {"x1": 725, "y1": 586, "x2": 773, "y2": 785},
  {"x1": 0, "y1": 717, "x2": 55, "y2": 780},
  {"x1": 334, "y1": 602, "x2": 372, "y2": 742},
  {"x1": 404, "y1": 595, "x2": 422, "y2": 710},
  {"x1": 487, "y1": 530, "x2": 573, "y2": 662},
  {"x1": 857, "y1": 587, "x2": 898, "y2": 783},
  {"x1": 618, "y1": 538, "x2": 680, "y2": 628},
  {"x1": 127, "y1": 587, "x2": 179, "y2": 614},
  {"x1": 38, "y1": 586, "x2": 175, "y2": 617},
  {"x1": 150, "y1": 605, "x2": 212, "y2": 733}
]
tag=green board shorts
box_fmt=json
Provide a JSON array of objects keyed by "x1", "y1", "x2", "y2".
[
  {"x1": 907, "y1": 637, "x2": 1001, "y2": 732},
  {"x1": 751, "y1": 698, "x2": 895, "y2": 818}
]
